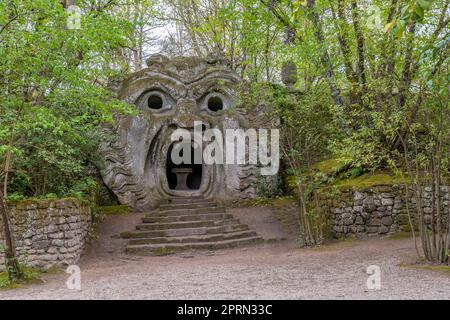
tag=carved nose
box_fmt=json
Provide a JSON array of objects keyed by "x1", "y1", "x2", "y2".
[{"x1": 176, "y1": 98, "x2": 197, "y2": 115}]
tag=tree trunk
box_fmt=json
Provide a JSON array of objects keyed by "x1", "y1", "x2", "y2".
[
  {"x1": 1, "y1": 133, "x2": 23, "y2": 281},
  {"x1": 350, "y1": 0, "x2": 367, "y2": 93},
  {"x1": 0, "y1": 187, "x2": 23, "y2": 281}
]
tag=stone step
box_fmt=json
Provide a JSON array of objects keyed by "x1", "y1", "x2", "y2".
[
  {"x1": 136, "y1": 220, "x2": 218, "y2": 231},
  {"x1": 221, "y1": 218, "x2": 241, "y2": 225},
  {"x1": 125, "y1": 236, "x2": 264, "y2": 255},
  {"x1": 151, "y1": 206, "x2": 226, "y2": 217},
  {"x1": 168, "y1": 197, "x2": 207, "y2": 204},
  {"x1": 128, "y1": 230, "x2": 258, "y2": 245},
  {"x1": 142, "y1": 213, "x2": 233, "y2": 223},
  {"x1": 135, "y1": 218, "x2": 241, "y2": 232},
  {"x1": 121, "y1": 224, "x2": 250, "y2": 239},
  {"x1": 122, "y1": 196, "x2": 262, "y2": 255},
  {"x1": 159, "y1": 201, "x2": 216, "y2": 210}
]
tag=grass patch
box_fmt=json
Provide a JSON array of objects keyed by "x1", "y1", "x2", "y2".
[
  {"x1": 399, "y1": 262, "x2": 450, "y2": 276},
  {"x1": 152, "y1": 247, "x2": 177, "y2": 256},
  {"x1": 386, "y1": 231, "x2": 413, "y2": 240},
  {"x1": 305, "y1": 235, "x2": 362, "y2": 252},
  {"x1": 336, "y1": 235, "x2": 359, "y2": 243},
  {"x1": 97, "y1": 205, "x2": 129, "y2": 215},
  {"x1": 0, "y1": 267, "x2": 43, "y2": 290},
  {"x1": 243, "y1": 196, "x2": 296, "y2": 207}
]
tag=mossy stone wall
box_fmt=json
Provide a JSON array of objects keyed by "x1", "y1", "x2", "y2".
[
  {"x1": 318, "y1": 185, "x2": 449, "y2": 238},
  {"x1": 0, "y1": 199, "x2": 91, "y2": 270}
]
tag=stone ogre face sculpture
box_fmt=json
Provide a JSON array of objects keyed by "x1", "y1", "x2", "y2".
[{"x1": 101, "y1": 55, "x2": 263, "y2": 211}]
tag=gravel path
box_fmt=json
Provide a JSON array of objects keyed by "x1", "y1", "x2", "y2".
[{"x1": 0, "y1": 238, "x2": 449, "y2": 300}]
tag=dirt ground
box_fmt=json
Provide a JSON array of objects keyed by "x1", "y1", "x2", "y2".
[{"x1": 0, "y1": 206, "x2": 449, "y2": 300}]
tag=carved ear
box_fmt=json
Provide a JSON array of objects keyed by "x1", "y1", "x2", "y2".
[{"x1": 146, "y1": 54, "x2": 169, "y2": 67}]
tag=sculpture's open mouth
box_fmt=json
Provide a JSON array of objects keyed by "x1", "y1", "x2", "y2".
[{"x1": 166, "y1": 141, "x2": 202, "y2": 191}]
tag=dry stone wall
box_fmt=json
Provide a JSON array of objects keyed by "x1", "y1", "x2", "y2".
[
  {"x1": 319, "y1": 185, "x2": 450, "y2": 238},
  {"x1": 0, "y1": 199, "x2": 91, "y2": 270}
]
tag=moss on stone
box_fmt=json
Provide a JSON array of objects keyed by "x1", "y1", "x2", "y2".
[
  {"x1": 8, "y1": 198, "x2": 90, "y2": 210},
  {"x1": 97, "y1": 205, "x2": 130, "y2": 215},
  {"x1": 330, "y1": 171, "x2": 405, "y2": 190},
  {"x1": 312, "y1": 158, "x2": 347, "y2": 175}
]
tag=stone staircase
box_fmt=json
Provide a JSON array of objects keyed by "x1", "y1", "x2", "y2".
[{"x1": 120, "y1": 198, "x2": 263, "y2": 255}]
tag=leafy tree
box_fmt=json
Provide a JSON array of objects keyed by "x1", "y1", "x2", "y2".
[
  {"x1": 160, "y1": 0, "x2": 288, "y2": 81},
  {"x1": 395, "y1": 64, "x2": 449, "y2": 264},
  {"x1": 261, "y1": 0, "x2": 448, "y2": 167},
  {"x1": 0, "y1": 0, "x2": 139, "y2": 281}
]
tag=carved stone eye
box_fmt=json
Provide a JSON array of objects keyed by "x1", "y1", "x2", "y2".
[
  {"x1": 136, "y1": 90, "x2": 174, "y2": 112},
  {"x1": 147, "y1": 94, "x2": 163, "y2": 110},
  {"x1": 201, "y1": 92, "x2": 230, "y2": 113},
  {"x1": 207, "y1": 96, "x2": 223, "y2": 112}
]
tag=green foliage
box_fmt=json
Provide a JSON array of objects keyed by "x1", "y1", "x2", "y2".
[
  {"x1": 0, "y1": 266, "x2": 41, "y2": 290},
  {"x1": 386, "y1": 0, "x2": 434, "y2": 36},
  {"x1": 0, "y1": 0, "x2": 138, "y2": 201},
  {"x1": 67, "y1": 177, "x2": 99, "y2": 200},
  {"x1": 274, "y1": 85, "x2": 338, "y2": 169},
  {"x1": 169, "y1": 0, "x2": 448, "y2": 176},
  {"x1": 312, "y1": 158, "x2": 347, "y2": 175},
  {"x1": 346, "y1": 167, "x2": 365, "y2": 178},
  {"x1": 260, "y1": 84, "x2": 338, "y2": 246},
  {"x1": 256, "y1": 175, "x2": 284, "y2": 198}
]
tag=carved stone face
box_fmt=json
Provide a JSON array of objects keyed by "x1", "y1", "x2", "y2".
[{"x1": 101, "y1": 56, "x2": 257, "y2": 210}]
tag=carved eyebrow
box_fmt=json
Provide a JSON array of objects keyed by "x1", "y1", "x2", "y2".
[
  {"x1": 123, "y1": 71, "x2": 185, "y2": 87},
  {"x1": 120, "y1": 76, "x2": 187, "y2": 102},
  {"x1": 189, "y1": 78, "x2": 237, "y2": 100},
  {"x1": 138, "y1": 84, "x2": 176, "y2": 98},
  {"x1": 189, "y1": 72, "x2": 240, "y2": 85}
]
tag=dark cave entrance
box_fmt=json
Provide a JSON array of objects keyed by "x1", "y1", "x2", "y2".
[{"x1": 166, "y1": 142, "x2": 202, "y2": 190}]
